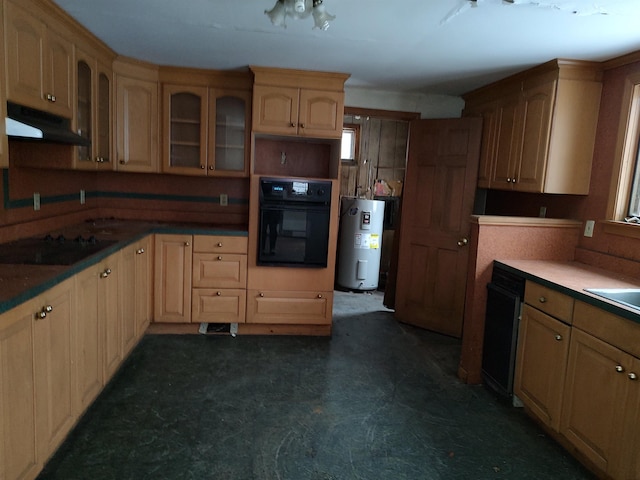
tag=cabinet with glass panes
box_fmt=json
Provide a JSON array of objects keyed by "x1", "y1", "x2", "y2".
[{"x1": 162, "y1": 85, "x2": 250, "y2": 176}]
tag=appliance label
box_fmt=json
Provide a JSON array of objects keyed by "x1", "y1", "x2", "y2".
[{"x1": 354, "y1": 233, "x2": 380, "y2": 249}]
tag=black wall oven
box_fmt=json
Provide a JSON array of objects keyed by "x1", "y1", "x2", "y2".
[{"x1": 258, "y1": 177, "x2": 332, "y2": 268}]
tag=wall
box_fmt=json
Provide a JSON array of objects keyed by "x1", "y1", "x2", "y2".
[{"x1": 0, "y1": 144, "x2": 249, "y2": 243}]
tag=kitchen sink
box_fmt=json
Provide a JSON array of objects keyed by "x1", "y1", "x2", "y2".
[{"x1": 584, "y1": 288, "x2": 640, "y2": 311}]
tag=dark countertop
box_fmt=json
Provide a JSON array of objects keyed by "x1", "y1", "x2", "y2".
[
  {"x1": 495, "y1": 259, "x2": 640, "y2": 324},
  {"x1": 0, "y1": 219, "x2": 248, "y2": 315}
]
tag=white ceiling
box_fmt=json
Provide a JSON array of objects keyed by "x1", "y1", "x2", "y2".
[{"x1": 52, "y1": 0, "x2": 640, "y2": 96}]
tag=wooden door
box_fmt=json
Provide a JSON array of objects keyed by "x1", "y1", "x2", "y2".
[
  {"x1": 560, "y1": 328, "x2": 630, "y2": 476},
  {"x1": 394, "y1": 118, "x2": 481, "y2": 337},
  {"x1": 74, "y1": 267, "x2": 103, "y2": 411},
  {"x1": 116, "y1": 75, "x2": 159, "y2": 172},
  {"x1": 514, "y1": 305, "x2": 570, "y2": 431},
  {"x1": 298, "y1": 89, "x2": 343, "y2": 138},
  {"x1": 0, "y1": 301, "x2": 39, "y2": 480},
  {"x1": 34, "y1": 280, "x2": 76, "y2": 460},
  {"x1": 154, "y1": 234, "x2": 192, "y2": 323}
]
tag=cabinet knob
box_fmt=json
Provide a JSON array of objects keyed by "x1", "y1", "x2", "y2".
[
  {"x1": 217, "y1": 291, "x2": 222, "y2": 296},
  {"x1": 300, "y1": 123, "x2": 305, "y2": 129},
  {"x1": 200, "y1": 165, "x2": 205, "y2": 169},
  {"x1": 290, "y1": 122, "x2": 296, "y2": 128},
  {"x1": 629, "y1": 373, "x2": 638, "y2": 381},
  {"x1": 37, "y1": 305, "x2": 53, "y2": 319},
  {"x1": 217, "y1": 242, "x2": 223, "y2": 247},
  {"x1": 185, "y1": 242, "x2": 190, "y2": 247},
  {"x1": 507, "y1": 178, "x2": 512, "y2": 183},
  {"x1": 136, "y1": 248, "x2": 145, "y2": 254},
  {"x1": 317, "y1": 294, "x2": 323, "y2": 299},
  {"x1": 554, "y1": 334, "x2": 562, "y2": 341},
  {"x1": 539, "y1": 297, "x2": 547, "y2": 303},
  {"x1": 120, "y1": 160, "x2": 125, "y2": 165},
  {"x1": 259, "y1": 293, "x2": 264, "y2": 297},
  {"x1": 217, "y1": 256, "x2": 223, "y2": 260},
  {"x1": 457, "y1": 238, "x2": 468, "y2": 247},
  {"x1": 37, "y1": 310, "x2": 47, "y2": 319},
  {"x1": 616, "y1": 365, "x2": 625, "y2": 373},
  {"x1": 208, "y1": 165, "x2": 214, "y2": 170},
  {"x1": 100, "y1": 268, "x2": 111, "y2": 278},
  {"x1": 46, "y1": 93, "x2": 56, "y2": 102}
]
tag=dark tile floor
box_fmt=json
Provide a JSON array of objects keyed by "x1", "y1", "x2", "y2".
[{"x1": 38, "y1": 291, "x2": 595, "y2": 480}]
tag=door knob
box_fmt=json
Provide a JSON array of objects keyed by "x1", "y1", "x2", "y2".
[{"x1": 457, "y1": 238, "x2": 468, "y2": 247}]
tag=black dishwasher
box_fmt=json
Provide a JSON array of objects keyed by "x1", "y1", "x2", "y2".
[{"x1": 482, "y1": 262, "x2": 525, "y2": 400}]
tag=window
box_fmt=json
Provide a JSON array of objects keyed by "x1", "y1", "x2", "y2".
[
  {"x1": 605, "y1": 72, "x2": 640, "y2": 237},
  {"x1": 341, "y1": 124, "x2": 359, "y2": 164}
]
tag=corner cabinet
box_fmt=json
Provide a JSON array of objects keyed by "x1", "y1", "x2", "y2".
[
  {"x1": 463, "y1": 59, "x2": 602, "y2": 194},
  {"x1": 162, "y1": 84, "x2": 250, "y2": 176},
  {"x1": 4, "y1": 0, "x2": 74, "y2": 118},
  {"x1": 114, "y1": 58, "x2": 160, "y2": 173},
  {"x1": 251, "y1": 66, "x2": 349, "y2": 139}
]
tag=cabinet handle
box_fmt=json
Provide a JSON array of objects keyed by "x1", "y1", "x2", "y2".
[
  {"x1": 136, "y1": 248, "x2": 145, "y2": 254},
  {"x1": 217, "y1": 291, "x2": 222, "y2": 296},
  {"x1": 629, "y1": 373, "x2": 638, "y2": 381},
  {"x1": 185, "y1": 242, "x2": 190, "y2": 247},
  {"x1": 200, "y1": 165, "x2": 205, "y2": 169},
  {"x1": 37, "y1": 305, "x2": 53, "y2": 319},
  {"x1": 616, "y1": 365, "x2": 625, "y2": 373},
  {"x1": 317, "y1": 294, "x2": 323, "y2": 299},
  {"x1": 208, "y1": 165, "x2": 214, "y2": 170},
  {"x1": 290, "y1": 122, "x2": 296, "y2": 128},
  {"x1": 457, "y1": 238, "x2": 468, "y2": 247},
  {"x1": 217, "y1": 256, "x2": 223, "y2": 260},
  {"x1": 300, "y1": 123, "x2": 305, "y2": 129},
  {"x1": 554, "y1": 334, "x2": 562, "y2": 341},
  {"x1": 539, "y1": 297, "x2": 547, "y2": 303},
  {"x1": 217, "y1": 242, "x2": 223, "y2": 247},
  {"x1": 259, "y1": 293, "x2": 264, "y2": 297},
  {"x1": 119, "y1": 160, "x2": 125, "y2": 165}
]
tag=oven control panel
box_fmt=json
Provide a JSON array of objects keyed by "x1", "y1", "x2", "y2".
[{"x1": 260, "y1": 177, "x2": 332, "y2": 204}]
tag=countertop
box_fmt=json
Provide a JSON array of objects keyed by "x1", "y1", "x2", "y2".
[
  {"x1": 0, "y1": 219, "x2": 248, "y2": 314},
  {"x1": 495, "y1": 259, "x2": 640, "y2": 324}
]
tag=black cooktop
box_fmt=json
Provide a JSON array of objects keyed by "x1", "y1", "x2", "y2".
[{"x1": 0, "y1": 234, "x2": 117, "y2": 265}]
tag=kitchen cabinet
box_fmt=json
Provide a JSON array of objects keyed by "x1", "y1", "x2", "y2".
[
  {"x1": 163, "y1": 85, "x2": 250, "y2": 176},
  {"x1": 251, "y1": 66, "x2": 349, "y2": 140},
  {"x1": 4, "y1": 0, "x2": 73, "y2": 118},
  {"x1": 0, "y1": 277, "x2": 76, "y2": 480},
  {"x1": 246, "y1": 290, "x2": 333, "y2": 325},
  {"x1": 120, "y1": 237, "x2": 152, "y2": 352},
  {"x1": 75, "y1": 48, "x2": 113, "y2": 170},
  {"x1": 0, "y1": 0, "x2": 7, "y2": 169},
  {"x1": 134, "y1": 236, "x2": 153, "y2": 337},
  {"x1": 514, "y1": 281, "x2": 573, "y2": 431},
  {"x1": 98, "y1": 252, "x2": 122, "y2": 380},
  {"x1": 192, "y1": 235, "x2": 247, "y2": 324},
  {"x1": 154, "y1": 234, "x2": 192, "y2": 323},
  {"x1": 463, "y1": 59, "x2": 602, "y2": 194},
  {"x1": 560, "y1": 301, "x2": 640, "y2": 479},
  {"x1": 114, "y1": 59, "x2": 159, "y2": 173}
]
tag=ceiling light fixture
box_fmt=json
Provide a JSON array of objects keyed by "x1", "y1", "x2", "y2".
[{"x1": 265, "y1": 0, "x2": 335, "y2": 30}]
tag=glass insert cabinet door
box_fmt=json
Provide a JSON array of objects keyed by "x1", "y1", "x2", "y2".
[
  {"x1": 76, "y1": 59, "x2": 92, "y2": 166},
  {"x1": 212, "y1": 93, "x2": 249, "y2": 174}
]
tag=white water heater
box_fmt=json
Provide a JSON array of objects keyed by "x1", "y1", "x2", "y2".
[{"x1": 337, "y1": 197, "x2": 385, "y2": 291}]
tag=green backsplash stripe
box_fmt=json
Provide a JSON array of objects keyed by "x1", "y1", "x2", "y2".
[{"x1": 1, "y1": 169, "x2": 248, "y2": 210}]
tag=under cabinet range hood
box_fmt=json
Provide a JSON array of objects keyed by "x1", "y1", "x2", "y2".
[{"x1": 5, "y1": 101, "x2": 89, "y2": 146}]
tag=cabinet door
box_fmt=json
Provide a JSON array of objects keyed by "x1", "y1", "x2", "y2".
[
  {"x1": 154, "y1": 235, "x2": 192, "y2": 323},
  {"x1": 465, "y1": 99, "x2": 497, "y2": 188},
  {"x1": 44, "y1": 28, "x2": 73, "y2": 118},
  {"x1": 120, "y1": 245, "x2": 138, "y2": 356},
  {"x1": 162, "y1": 85, "x2": 208, "y2": 175},
  {"x1": 5, "y1": 1, "x2": 46, "y2": 109},
  {"x1": 135, "y1": 236, "x2": 153, "y2": 337},
  {"x1": 192, "y1": 253, "x2": 247, "y2": 289},
  {"x1": 209, "y1": 89, "x2": 251, "y2": 176},
  {"x1": 34, "y1": 280, "x2": 76, "y2": 460},
  {"x1": 75, "y1": 52, "x2": 96, "y2": 170},
  {"x1": 560, "y1": 328, "x2": 632, "y2": 477},
  {"x1": 98, "y1": 254, "x2": 121, "y2": 381},
  {"x1": 621, "y1": 356, "x2": 640, "y2": 480},
  {"x1": 0, "y1": 301, "x2": 40, "y2": 480},
  {"x1": 252, "y1": 85, "x2": 299, "y2": 135},
  {"x1": 298, "y1": 89, "x2": 343, "y2": 138},
  {"x1": 516, "y1": 80, "x2": 556, "y2": 193},
  {"x1": 74, "y1": 267, "x2": 103, "y2": 412},
  {"x1": 95, "y1": 64, "x2": 113, "y2": 170},
  {"x1": 192, "y1": 289, "x2": 246, "y2": 324},
  {"x1": 514, "y1": 304, "x2": 570, "y2": 431},
  {"x1": 116, "y1": 75, "x2": 159, "y2": 172},
  {"x1": 246, "y1": 290, "x2": 332, "y2": 324},
  {"x1": 491, "y1": 90, "x2": 522, "y2": 190}
]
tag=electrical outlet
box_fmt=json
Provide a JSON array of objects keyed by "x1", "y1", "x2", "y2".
[
  {"x1": 80, "y1": 189, "x2": 86, "y2": 205},
  {"x1": 33, "y1": 193, "x2": 40, "y2": 211},
  {"x1": 584, "y1": 220, "x2": 595, "y2": 237},
  {"x1": 220, "y1": 194, "x2": 228, "y2": 206}
]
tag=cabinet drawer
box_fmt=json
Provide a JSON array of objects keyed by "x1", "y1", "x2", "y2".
[
  {"x1": 193, "y1": 235, "x2": 247, "y2": 254},
  {"x1": 573, "y1": 301, "x2": 640, "y2": 358},
  {"x1": 247, "y1": 290, "x2": 332, "y2": 325},
  {"x1": 192, "y1": 289, "x2": 246, "y2": 324},
  {"x1": 192, "y1": 253, "x2": 247, "y2": 288},
  {"x1": 524, "y1": 280, "x2": 574, "y2": 323}
]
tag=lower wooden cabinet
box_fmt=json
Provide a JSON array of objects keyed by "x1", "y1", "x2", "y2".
[
  {"x1": 514, "y1": 303, "x2": 571, "y2": 431},
  {"x1": 0, "y1": 278, "x2": 76, "y2": 480},
  {"x1": 192, "y1": 288, "x2": 246, "y2": 324},
  {"x1": 154, "y1": 234, "x2": 192, "y2": 323},
  {"x1": 246, "y1": 290, "x2": 333, "y2": 325}
]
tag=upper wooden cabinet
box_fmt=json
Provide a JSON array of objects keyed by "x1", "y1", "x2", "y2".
[
  {"x1": 75, "y1": 48, "x2": 113, "y2": 171},
  {"x1": 161, "y1": 83, "x2": 250, "y2": 176},
  {"x1": 464, "y1": 60, "x2": 603, "y2": 194},
  {"x1": 114, "y1": 58, "x2": 159, "y2": 173},
  {"x1": 251, "y1": 66, "x2": 349, "y2": 139},
  {"x1": 4, "y1": 0, "x2": 74, "y2": 118}
]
